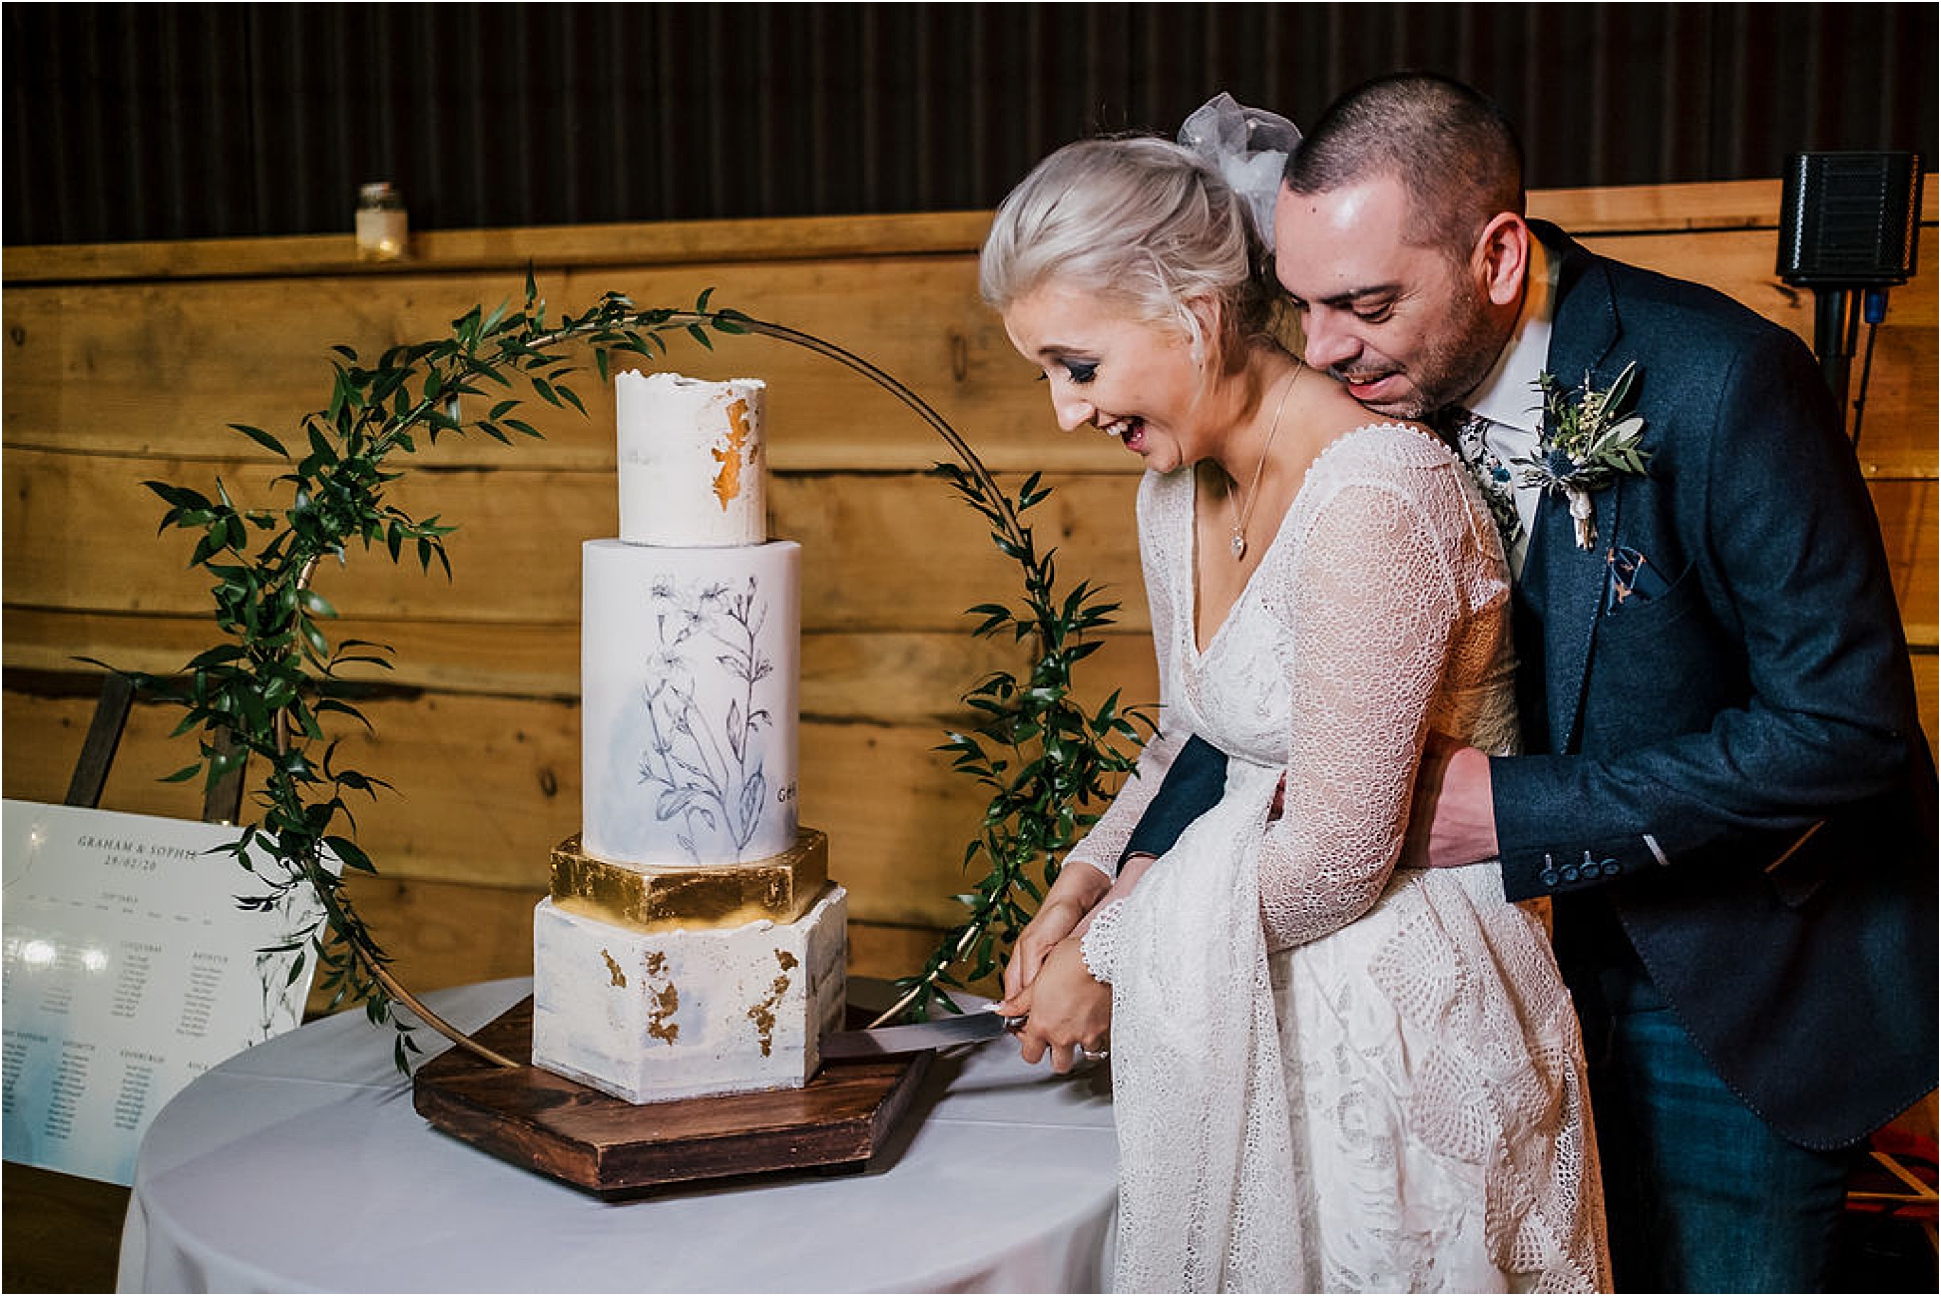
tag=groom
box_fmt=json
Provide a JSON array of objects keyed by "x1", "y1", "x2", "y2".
[{"x1": 1124, "y1": 73, "x2": 1935, "y2": 1291}]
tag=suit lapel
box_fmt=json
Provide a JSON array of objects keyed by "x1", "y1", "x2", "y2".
[
  {"x1": 1524, "y1": 224, "x2": 1621, "y2": 754},
  {"x1": 1531, "y1": 469, "x2": 1621, "y2": 752}
]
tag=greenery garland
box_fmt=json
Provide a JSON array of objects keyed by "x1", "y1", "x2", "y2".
[{"x1": 127, "y1": 275, "x2": 1148, "y2": 1066}]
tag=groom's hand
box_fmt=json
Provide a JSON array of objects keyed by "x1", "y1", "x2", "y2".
[{"x1": 1407, "y1": 734, "x2": 1500, "y2": 868}]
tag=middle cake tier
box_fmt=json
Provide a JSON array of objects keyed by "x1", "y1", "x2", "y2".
[{"x1": 582, "y1": 537, "x2": 801, "y2": 867}]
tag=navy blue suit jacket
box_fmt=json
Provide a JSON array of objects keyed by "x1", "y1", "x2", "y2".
[{"x1": 1123, "y1": 223, "x2": 1936, "y2": 1150}]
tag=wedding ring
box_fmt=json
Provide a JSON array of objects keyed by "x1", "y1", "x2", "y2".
[{"x1": 1079, "y1": 1045, "x2": 1110, "y2": 1062}]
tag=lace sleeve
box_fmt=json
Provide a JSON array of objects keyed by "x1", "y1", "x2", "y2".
[
  {"x1": 1061, "y1": 471, "x2": 1190, "y2": 880},
  {"x1": 1256, "y1": 454, "x2": 1464, "y2": 950}
]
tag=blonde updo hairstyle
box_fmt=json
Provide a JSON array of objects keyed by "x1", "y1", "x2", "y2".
[{"x1": 979, "y1": 135, "x2": 1282, "y2": 371}]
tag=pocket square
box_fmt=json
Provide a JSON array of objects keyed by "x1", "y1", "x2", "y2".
[{"x1": 1602, "y1": 545, "x2": 1668, "y2": 614}]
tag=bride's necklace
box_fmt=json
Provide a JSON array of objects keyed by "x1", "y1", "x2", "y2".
[{"x1": 1228, "y1": 362, "x2": 1302, "y2": 561}]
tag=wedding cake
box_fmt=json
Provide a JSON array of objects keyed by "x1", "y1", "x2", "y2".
[{"x1": 530, "y1": 371, "x2": 848, "y2": 1104}]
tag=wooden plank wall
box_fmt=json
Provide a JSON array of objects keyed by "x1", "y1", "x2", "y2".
[{"x1": 5, "y1": 179, "x2": 1935, "y2": 1010}]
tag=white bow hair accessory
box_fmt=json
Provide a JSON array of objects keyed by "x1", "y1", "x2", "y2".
[{"x1": 1177, "y1": 92, "x2": 1303, "y2": 244}]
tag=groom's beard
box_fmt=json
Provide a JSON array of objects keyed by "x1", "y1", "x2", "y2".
[{"x1": 1386, "y1": 285, "x2": 1505, "y2": 422}]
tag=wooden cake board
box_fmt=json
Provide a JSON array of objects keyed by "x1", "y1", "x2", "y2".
[{"x1": 412, "y1": 997, "x2": 931, "y2": 1197}]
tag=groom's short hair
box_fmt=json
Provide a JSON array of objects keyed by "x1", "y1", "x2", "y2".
[{"x1": 1285, "y1": 72, "x2": 1525, "y2": 259}]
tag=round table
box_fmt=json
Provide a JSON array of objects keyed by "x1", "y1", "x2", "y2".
[{"x1": 116, "y1": 979, "x2": 1119, "y2": 1292}]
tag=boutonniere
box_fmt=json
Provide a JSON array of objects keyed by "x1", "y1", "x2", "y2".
[{"x1": 1514, "y1": 362, "x2": 1651, "y2": 549}]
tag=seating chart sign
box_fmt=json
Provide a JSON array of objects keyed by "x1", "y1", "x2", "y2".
[{"x1": 2, "y1": 799, "x2": 328, "y2": 1185}]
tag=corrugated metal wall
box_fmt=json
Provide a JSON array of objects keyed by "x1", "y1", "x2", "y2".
[{"x1": 5, "y1": 2, "x2": 1936, "y2": 246}]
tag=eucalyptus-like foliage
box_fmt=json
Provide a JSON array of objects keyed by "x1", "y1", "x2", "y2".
[{"x1": 124, "y1": 274, "x2": 1146, "y2": 1065}]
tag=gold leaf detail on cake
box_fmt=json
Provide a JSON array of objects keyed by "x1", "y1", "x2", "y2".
[
  {"x1": 711, "y1": 399, "x2": 752, "y2": 511},
  {"x1": 647, "y1": 984, "x2": 679, "y2": 1044},
  {"x1": 644, "y1": 951, "x2": 679, "y2": 1044},
  {"x1": 601, "y1": 949, "x2": 627, "y2": 988},
  {"x1": 548, "y1": 831, "x2": 829, "y2": 933},
  {"x1": 745, "y1": 949, "x2": 798, "y2": 1058}
]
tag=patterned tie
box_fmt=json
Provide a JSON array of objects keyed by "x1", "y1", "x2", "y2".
[{"x1": 1436, "y1": 405, "x2": 1525, "y2": 556}]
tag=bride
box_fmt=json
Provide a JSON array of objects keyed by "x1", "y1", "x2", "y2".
[{"x1": 981, "y1": 103, "x2": 1610, "y2": 1293}]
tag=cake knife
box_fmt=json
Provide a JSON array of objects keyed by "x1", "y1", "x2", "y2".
[{"x1": 819, "y1": 1011, "x2": 1024, "y2": 1060}]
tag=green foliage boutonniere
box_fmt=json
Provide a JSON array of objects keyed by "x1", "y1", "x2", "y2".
[{"x1": 1516, "y1": 361, "x2": 1651, "y2": 549}]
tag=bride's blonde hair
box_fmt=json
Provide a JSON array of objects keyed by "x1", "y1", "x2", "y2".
[{"x1": 979, "y1": 136, "x2": 1281, "y2": 367}]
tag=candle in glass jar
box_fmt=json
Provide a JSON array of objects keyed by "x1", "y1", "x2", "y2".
[{"x1": 355, "y1": 182, "x2": 408, "y2": 261}]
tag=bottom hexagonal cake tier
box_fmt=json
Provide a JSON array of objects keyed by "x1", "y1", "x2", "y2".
[{"x1": 531, "y1": 885, "x2": 847, "y2": 1105}]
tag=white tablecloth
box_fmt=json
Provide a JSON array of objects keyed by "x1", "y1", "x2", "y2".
[{"x1": 116, "y1": 978, "x2": 1119, "y2": 1293}]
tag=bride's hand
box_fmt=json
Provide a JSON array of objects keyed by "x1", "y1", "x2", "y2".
[{"x1": 1006, "y1": 936, "x2": 1113, "y2": 1074}]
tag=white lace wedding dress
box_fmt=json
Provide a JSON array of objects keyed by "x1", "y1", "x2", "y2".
[{"x1": 1073, "y1": 424, "x2": 1609, "y2": 1292}]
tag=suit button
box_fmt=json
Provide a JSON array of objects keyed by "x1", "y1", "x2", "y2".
[
  {"x1": 1602, "y1": 861, "x2": 1621, "y2": 877},
  {"x1": 1561, "y1": 865, "x2": 1580, "y2": 883},
  {"x1": 1541, "y1": 869, "x2": 1560, "y2": 887}
]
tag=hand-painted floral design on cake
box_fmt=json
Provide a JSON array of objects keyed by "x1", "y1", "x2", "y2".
[{"x1": 636, "y1": 573, "x2": 777, "y2": 862}]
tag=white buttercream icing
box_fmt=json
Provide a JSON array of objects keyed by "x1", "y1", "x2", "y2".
[{"x1": 615, "y1": 371, "x2": 767, "y2": 547}]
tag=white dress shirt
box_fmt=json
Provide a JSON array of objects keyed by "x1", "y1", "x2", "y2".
[{"x1": 1453, "y1": 237, "x2": 1560, "y2": 578}]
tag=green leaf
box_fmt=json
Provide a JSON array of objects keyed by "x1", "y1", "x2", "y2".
[
  {"x1": 144, "y1": 480, "x2": 213, "y2": 511},
  {"x1": 261, "y1": 673, "x2": 298, "y2": 708},
  {"x1": 990, "y1": 532, "x2": 1026, "y2": 561},
  {"x1": 307, "y1": 424, "x2": 337, "y2": 466},
  {"x1": 185, "y1": 643, "x2": 246, "y2": 669},
  {"x1": 1604, "y1": 361, "x2": 1640, "y2": 414},
  {"x1": 324, "y1": 836, "x2": 376, "y2": 874},
  {"x1": 316, "y1": 698, "x2": 376, "y2": 733},
  {"x1": 328, "y1": 369, "x2": 350, "y2": 424},
  {"x1": 230, "y1": 424, "x2": 289, "y2": 458},
  {"x1": 298, "y1": 617, "x2": 330, "y2": 660}
]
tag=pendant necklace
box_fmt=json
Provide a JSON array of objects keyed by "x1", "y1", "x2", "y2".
[{"x1": 1230, "y1": 362, "x2": 1303, "y2": 561}]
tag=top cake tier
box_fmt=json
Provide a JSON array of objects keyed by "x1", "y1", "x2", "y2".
[{"x1": 616, "y1": 371, "x2": 767, "y2": 547}]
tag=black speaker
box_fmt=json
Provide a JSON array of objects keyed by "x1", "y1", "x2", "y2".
[{"x1": 1777, "y1": 151, "x2": 1923, "y2": 287}]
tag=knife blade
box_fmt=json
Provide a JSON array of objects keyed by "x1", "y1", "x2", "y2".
[{"x1": 820, "y1": 1010, "x2": 1020, "y2": 1060}]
